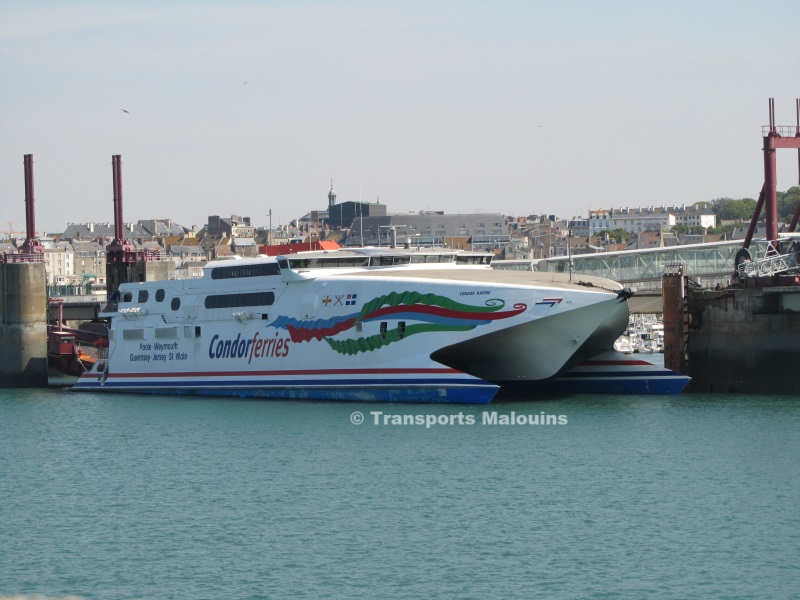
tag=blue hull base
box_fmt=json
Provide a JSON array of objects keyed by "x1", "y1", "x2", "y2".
[
  {"x1": 72, "y1": 380, "x2": 499, "y2": 404},
  {"x1": 531, "y1": 376, "x2": 691, "y2": 395}
]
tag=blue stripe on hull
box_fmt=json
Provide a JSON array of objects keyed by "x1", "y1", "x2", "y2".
[
  {"x1": 73, "y1": 379, "x2": 498, "y2": 404},
  {"x1": 541, "y1": 376, "x2": 690, "y2": 395}
]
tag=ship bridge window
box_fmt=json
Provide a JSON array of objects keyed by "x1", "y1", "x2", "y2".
[
  {"x1": 286, "y1": 257, "x2": 370, "y2": 269},
  {"x1": 456, "y1": 255, "x2": 492, "y2": 265},
  {"x1": 371, "y1": 255, "x2": 411, "y2": 266},
  {"x1": 122, "y1": 292, "x2": 133, "y2": 303},
  {"x1": 138, "y1": 290, "x2": 149, "y2": 303},
  {"x1": 316, "y1": 257, "x2": 370, "y2": 268},
  {"x1": 104, "y1": 291, "x2": 120, "y2": 313},
  {"x1": 410, "y1": 254, "x2": 454, "y2": 263},
  {"x1": 204, "y1": 292, "x2": 275, "y2": 309},
  {"x1": 211, "y1": 262, "x2": 281, "y2": 280}
]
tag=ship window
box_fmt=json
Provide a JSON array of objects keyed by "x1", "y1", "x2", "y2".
[
  {"x1": 380, "y1": 322, "x2": 387, "y2": 339},
  {"x1": 195, "y1": 326, "x2": 202, "y2": 337},
  {"x1": 171, "y1": 298, "x2": 181, "y2": 310},
  {"x1": 372, "y1": 255, "x2": 410, "y2": 266},
  {"x1": 398, "y1": 321, "x2": 406, "y2": 339},
  {"x1": 155, "y1": 327, "x2": 178, "y2": 339},
  {"x1": 122, "y1": 329, "x2": 145, "y2": 340},
  {"x1": 122, "y1": 292, "x2": 133, "y2": 303},
  {"x1": 456, "y1": 255, "x2": 492, "y2": 265},
  {"x1": 286, "y1": 256, "x2": 369, "y2": 269},
  {"x1": 138, "y1": 290, "x2": 149, "y2": 303},
  {"x1": 204, "y1": 292, "x2": 275, "y2": 309},
  {"x1": 211, "y1": 262, "x2": 280, "y2": 280},
  {"x1": 156, "y1": 289, "x2": 165, "y2": 302}
]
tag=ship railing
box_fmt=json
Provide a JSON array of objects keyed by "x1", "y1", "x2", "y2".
[
  {"x1": 169, "y1": 270, "x2": 205, "y2": 280},
  {"x1": 0, "y1": 252, "x2": 45, "y2": 264},
  {"x1": 761, "y1": 125, "x2": 800, "y2": 137},
  {"x1": 139, "y1": 249, "x2": 164, "y2": 261}
]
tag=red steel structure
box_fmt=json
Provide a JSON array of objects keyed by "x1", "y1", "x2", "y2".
[
  {"x1": 106, "y1": 155, "x2": 137, "y2": 264},
  {"x1": 19, "y1": 154, "x2": 45, "y2": 257},
  {"x1": 735, "y1": 99, "x2": 800, "y2": 284},
  {"x1": 743, "y1": 98, "x2": 800, "y2": 250}
]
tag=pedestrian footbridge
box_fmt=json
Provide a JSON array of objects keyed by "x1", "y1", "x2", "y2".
[{"x1": 494, "y1": 236, "x2": 800, "y2": 313}]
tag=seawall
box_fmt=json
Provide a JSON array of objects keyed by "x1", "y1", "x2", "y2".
[
  {"x1": 0, "y1": 262, "x2": 48, "y2": 387},
  {"x1": 687, "y1": 286, "x2": 800, "y2": 393}
]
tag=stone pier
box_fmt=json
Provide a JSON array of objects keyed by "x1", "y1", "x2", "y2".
[
  {"x1": 0, "y1": 262, "x2": 48, "y2": 387},
  {"x1": 687, "y1": 285, "x2": 800, "y2": 393}
]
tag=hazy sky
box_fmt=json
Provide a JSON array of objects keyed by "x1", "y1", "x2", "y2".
[{"x1": 1, "y1": 1, "x2": 798, "y2": 234}]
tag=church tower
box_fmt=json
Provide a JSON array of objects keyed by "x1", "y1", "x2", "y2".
[{"x1": 328, "y1": 179, "x2": 337, "y2": 209}]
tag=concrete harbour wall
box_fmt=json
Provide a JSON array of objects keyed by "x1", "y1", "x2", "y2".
[
  {"x1": 687, "y1": 287, "x2": 800, "y2": 393},
  {"x1": 0, "y1": 263, "x2": 48, "y2": 387}
]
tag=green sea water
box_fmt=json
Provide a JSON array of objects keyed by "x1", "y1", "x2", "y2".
[{"x1": 1, "y1": 387, "x2": 798, "y2": 599}]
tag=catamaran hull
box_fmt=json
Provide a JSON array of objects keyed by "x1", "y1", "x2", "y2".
[
  {"x1": 73, "y1": 249, "x2": 639, "y2": 404},
  {"x1": 73, "y1": 371, "x2": 500, "y2": 404},
  {"x1": 431, "y1": 295, "x2": 630, "y2": 382},
  {"x1": 499, "y1": 351, "x2": 691, "y2": 395}
]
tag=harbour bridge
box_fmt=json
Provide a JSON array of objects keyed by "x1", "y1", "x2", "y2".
[{"x1": 495, "y1": 237, "x2": 795, "y2": 313}]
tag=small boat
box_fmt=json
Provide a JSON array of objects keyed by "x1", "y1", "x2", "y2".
[
  {"x1": 613, "y1": 336, "x2": 634, "y2": 354},
  {"x1": 48, "y1": 330, "x2": 96, "y2": 376}
]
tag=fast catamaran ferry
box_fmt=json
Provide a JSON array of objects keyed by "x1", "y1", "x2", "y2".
[{"x1": 75, "y1": 247, "x2": 637, "y2": 403}]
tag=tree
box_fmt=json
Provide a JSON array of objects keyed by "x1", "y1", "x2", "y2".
[
  {"x1": 778, "y1": 186, "x2": 800, "y2": 221},
  {"x1": 711, "y1": 197, "x2": 758, "y2": 221},
  {"x1": 671, "y1": 224, "x2": 690, "y2": 235},
  {"x1": 707, "y1": 223, "x2": 739, "y2": 237},
  {"x1": 605, "y1": 228, "x2": 633, "y2": 243}
]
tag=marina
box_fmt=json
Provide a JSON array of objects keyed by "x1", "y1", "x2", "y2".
[{"x1": 613, "y1": 314, "x2": 665, "y2": 354}]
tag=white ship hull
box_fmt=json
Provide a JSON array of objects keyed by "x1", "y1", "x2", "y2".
[{"x1": 75, "y1": 249, "x2": 631, "y2": 403}]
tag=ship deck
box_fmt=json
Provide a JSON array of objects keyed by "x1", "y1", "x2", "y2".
[{"x1": 337, "y1": 268, "x2": 623, "y2": 292}]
